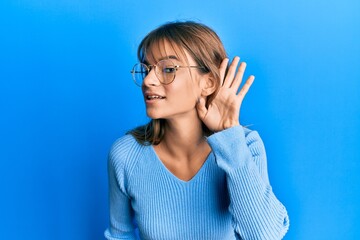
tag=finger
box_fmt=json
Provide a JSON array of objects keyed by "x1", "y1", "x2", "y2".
[
  {"x1": 237, "y1": 75, "x2": 255, "y2": 101},
  {"x1": 230, "y1": 62, "x2": 247, "y2": 93},
  {"x1": 223, "y1": 56, "x2": 240, "y2": 88},
  {"x1": 219, "y1": 58, "x2": 229, "y2": 85},
  {"x1": 196, "y1": 97, "x2": 208, "y2": 120}
]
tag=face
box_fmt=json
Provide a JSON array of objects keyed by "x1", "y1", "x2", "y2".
[{"x1": 141, "y1": 41, "x2": 208, "y2": 120}]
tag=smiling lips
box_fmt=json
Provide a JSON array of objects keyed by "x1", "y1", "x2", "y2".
[
  {"x1": 147, "y1": 95, "x2": 165, "y2": 100},
  {"x1": 145, "y1": 93, "x2": 166, "y2": 103}
]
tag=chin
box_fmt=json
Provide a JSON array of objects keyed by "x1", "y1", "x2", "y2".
[{"x1": 146, "y1": 110, "x2": 164, "y2": 120}]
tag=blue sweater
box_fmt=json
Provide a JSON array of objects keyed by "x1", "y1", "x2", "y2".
[{"x1": 104, "y1": 126, "x2": 289, "y2": 239}]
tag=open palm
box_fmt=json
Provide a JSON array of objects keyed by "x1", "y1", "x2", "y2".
[{"x1": 197, "y1": 57, "x2": 254, "y2": 132}]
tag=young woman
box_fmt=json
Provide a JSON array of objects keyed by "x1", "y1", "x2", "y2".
[{"x1": 105, "y1": 21, "x2": 289, "y2": 240}]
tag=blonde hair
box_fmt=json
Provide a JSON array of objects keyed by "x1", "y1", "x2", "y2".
[{"x1": 129, "y1": 21, "x2": 227, "y2": 145}]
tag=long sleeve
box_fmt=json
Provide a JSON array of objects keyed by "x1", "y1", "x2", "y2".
[
  {"x1": 207, "y1": 126, "x2": 289, "y2": 240},
  {"x1": 104, "y1": 140, "x2": 138, "y2": 240}
]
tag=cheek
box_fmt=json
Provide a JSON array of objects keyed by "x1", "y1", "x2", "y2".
[
  {"x1": 167, "y1": 81, "x2": 199, "y2": 105},
  {"x1": 169, "y1": 73, "x2": 201, "y2": 97}
]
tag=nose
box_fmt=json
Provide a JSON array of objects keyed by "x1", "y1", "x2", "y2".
[{"x1": 143, "y1": 68, "x2": 160, "y2": 87}]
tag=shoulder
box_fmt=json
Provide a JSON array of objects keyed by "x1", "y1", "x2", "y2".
[
  {"x1": 108, "y1": 134, "x2": 145, "y2": 179},
  {"x1": 109, "y1": 134, "x2": 141, "y2": 158}
]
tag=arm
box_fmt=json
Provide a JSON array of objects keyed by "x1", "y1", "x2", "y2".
[
  {"x1": 197, "y1": 57, "x2": 289, "y2": 239},
  {"x1": 207, "y1": 126, "x2": 289, "y2": 239},
  {"x1": 104, "y1": 144, "x2": 137, "y2": 240}
]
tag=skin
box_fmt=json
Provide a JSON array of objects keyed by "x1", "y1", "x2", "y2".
[{"x1": 142, "y1": 41, "x2": 254, "y2": 181}]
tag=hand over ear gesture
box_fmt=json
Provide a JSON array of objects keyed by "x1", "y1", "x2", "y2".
[{"x1": 196, "y1": 57, "x2": 254, "y2": 132}]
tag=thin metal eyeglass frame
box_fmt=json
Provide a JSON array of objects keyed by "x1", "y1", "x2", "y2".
[{"x1": 130, "y1": 59, "x2": 204, "y2": 87}]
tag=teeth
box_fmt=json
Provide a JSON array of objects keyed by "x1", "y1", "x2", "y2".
[{"x1": 148, "y1": 95, "x2": 164, "y2": 99}]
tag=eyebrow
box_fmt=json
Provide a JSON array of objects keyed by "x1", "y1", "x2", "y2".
[
  {"x1": 143, "y1": 55, "x2": 179, "y2": 64},
  {"x1": 159, "y1": 55, "x2": 179, "y2": 61}
]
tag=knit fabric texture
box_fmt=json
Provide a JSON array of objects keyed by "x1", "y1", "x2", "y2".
[{"x1": 104, "y1": 125, "x2": 289, "y2": 239}]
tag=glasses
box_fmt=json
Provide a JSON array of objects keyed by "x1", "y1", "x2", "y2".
[{"x1": 130, "y1": 59, "x2": 204, "y2": 87}]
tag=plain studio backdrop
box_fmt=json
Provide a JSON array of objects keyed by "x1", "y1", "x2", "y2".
[{"x1": 0, "y1": 0, "x2": 359, "y2": 239}]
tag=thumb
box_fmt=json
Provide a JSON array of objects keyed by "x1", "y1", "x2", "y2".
[{"x1": 196, "y1": 97, "x2": 207, "y2": 120}]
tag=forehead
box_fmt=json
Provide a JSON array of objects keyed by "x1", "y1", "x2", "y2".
[{"x1": 144, "y1": 39, "x2": 189, "y2": 64}]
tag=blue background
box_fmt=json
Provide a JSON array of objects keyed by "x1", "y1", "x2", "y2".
[{"x1": 1, "y1": 0, "x2": 359, "y2": 239}]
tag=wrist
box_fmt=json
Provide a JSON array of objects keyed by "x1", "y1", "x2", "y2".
[{"x1": 223, "y1": 120, "x2": 240, "y2": 130}]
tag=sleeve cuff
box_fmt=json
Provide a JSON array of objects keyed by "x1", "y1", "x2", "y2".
[{"x1": 206, "y1": 125, "x2": 252, "y2": 172}]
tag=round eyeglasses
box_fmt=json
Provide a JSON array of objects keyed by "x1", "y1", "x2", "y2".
[{"x1": 130, "y1": 59, "x2": 204, "y2": 87}]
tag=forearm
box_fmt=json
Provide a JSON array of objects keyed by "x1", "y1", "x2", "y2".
[{"x1": 207, "y1": 126, "x2": 289, "y2": 239}]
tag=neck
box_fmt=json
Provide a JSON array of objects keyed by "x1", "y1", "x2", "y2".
[{"x1": 160, "y1": 111, "x2": 207, "y2": 159}]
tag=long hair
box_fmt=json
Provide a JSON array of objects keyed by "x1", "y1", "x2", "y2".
[{"x1": 129, "y1": 21, "x2": 228, "y2": 145}]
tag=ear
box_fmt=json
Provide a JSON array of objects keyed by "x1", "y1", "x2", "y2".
[{"x1": 200, "y1": 74, "x2": 217, "y2": 97}]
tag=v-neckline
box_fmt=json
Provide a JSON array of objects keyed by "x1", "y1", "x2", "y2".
[{"x1": 149, "y1": 145, "x2": 213, "y2": 184}]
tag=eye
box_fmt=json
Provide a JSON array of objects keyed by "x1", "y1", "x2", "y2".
[{"x1": 163, "y1": 67, "x2": 176, "y2": 74}]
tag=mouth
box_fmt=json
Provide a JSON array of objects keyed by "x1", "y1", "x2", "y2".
[
  {"x1": 146, "y1": 95, "x2": 166, "y2": 100},
  {"x1": 145, "y1": 94, "x2": 166, "y2": 103}
]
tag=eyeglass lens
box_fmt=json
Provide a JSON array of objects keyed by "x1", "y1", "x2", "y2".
[{"x1": 132, "y1": 59, "x2": 176, "y2": 86}]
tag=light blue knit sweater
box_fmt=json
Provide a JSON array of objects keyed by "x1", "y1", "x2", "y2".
[{"x1": 104, "y1": 126, "x2": 289, "y2": 239}]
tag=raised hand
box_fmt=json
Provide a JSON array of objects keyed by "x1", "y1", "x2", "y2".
[{"x1": 196, "y1": 56, "x2": 254, "y2": 132}]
